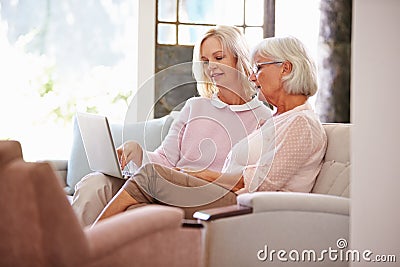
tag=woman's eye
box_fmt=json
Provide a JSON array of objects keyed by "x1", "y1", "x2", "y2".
[
  {"x1": 216, "y1": 56, "x2": 223, "y2": 60},
  {"x1": 202, "y1": 61, "x2": 209, "y2": 65}
]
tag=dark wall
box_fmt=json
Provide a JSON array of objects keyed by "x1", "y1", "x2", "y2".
[
  {"x1": 154, "y1": 45, "x2": 198, "y2": 118},
  {"x1": 316, "y1": 0, "x2": 352, "y2": 123}
]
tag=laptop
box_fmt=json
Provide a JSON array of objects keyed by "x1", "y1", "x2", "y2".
[{"x1": 76, "y1": 112, "x2": 135, "y2": 179}]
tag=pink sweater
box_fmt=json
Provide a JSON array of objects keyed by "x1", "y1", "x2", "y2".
[{"x1": 144, "y1": 95, "x2": 271, "y2": 171}]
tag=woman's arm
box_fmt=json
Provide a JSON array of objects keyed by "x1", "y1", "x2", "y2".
[
  {"x1": 185, "y1": 169, "x2": 244, "y2": 192},
  {"x1": 92, "y1": 189, "x2": 137, "y2": 226}
]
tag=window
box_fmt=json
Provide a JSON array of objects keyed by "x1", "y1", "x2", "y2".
[
  {"x1": 156, "y1": 0, "x2": 266, "y2": 48},
  {"x1": 0, "y1": 0, "x2": 137, "y2": 160},
  {"x1": 154, "y1": 0, "x2": 268, "y2": 118},
  {"x1": 275, "y1": 0, "x2": 321, "y2": 107},
  {"x1": 275, "y1": 0, "x2": 321, "y2": 64},
  {"x1": 154, "y1": 0, "x2": 322, "y2": 117}
]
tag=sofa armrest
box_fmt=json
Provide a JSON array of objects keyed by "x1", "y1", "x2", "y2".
[
  {"x1": 85, "y1": 205, "x2": 184, "y2": 256},
  {"x1": 196, "y1": 192, "x2": 350, "y2": 267},
  {"x1": 237, "y1": 191, "x2": 349, "y2": 216},
  {"x1": 41, "y1": 159, "x2": 68, "y2": 171},
  {"x1": 38, "y1": 159, "x2": 68, "y2": 188},
  {"x1": 194, "y1": 192, "x2": 348, "y2": 222}
]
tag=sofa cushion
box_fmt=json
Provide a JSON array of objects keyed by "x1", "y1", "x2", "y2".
[
  {"x1": 312, "y1": 160, "x2": 350, "y2": 197},
  {"x1": 65, "y1": 115, "x2": 174, "y2": 195},
  {"x1": 311, "y1": 123, "x2": 351, "y2": 197}
]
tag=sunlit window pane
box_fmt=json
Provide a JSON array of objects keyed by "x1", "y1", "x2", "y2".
[
  {"x1": 0, "y1": 0, "x2": 137, "y2": 160},
  {"x1": 178, "y1": 25, "x2": 212, "y2": 45},
  {"x1": 275, "y1": 0, "x2": 320, "y2": 60},
  {"x1": 179, "y1": 0, "x2": 244, "y2": 25},
  {"x1": 158, "y1": 0, "x2": 177, "y2": 22},
  {"x1": 245, "y1": 0, "x2": 264, "y2": 26},
  {"x1": 275, "y1": 0, "x2": 321, "y2": 107},
  {"x1": 158, "y1": 23, "x2": 176, "y2": 44},
  {"x1": 245, "y1": 26, "x2": 264, "y2": 49}
]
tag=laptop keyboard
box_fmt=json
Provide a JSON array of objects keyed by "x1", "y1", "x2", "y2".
[{"x1": 122, "y1": 161, "x2": 138, "y2": 178}]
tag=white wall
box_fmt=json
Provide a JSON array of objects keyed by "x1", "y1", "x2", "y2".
[
  {"x1": 351, "y1": 0, "x2": 400, "y2": 265},
  {"x1": 129, "y1": 0, "x2": 156, "y2": 122}
]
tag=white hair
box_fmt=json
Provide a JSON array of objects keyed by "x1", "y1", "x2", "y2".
[{"x1": 251, "y1": 36, "x2": 318, "y2": 97}]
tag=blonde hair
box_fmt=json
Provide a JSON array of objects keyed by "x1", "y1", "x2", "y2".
[
  {"x1": 192, "y1": 25, "x2": 255, "y2": 98},
  {"x1": 251, "y1": 36, "x2": 318, "y2": 96}
]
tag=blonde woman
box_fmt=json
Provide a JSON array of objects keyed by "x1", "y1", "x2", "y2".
[{"x1": 72, "y1": 25, "x2": 271, "y2": 226}]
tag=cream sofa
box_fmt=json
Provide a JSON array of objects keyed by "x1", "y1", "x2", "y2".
[
  {"x1": 194, "y1": 123, "x2": 351, "y2": 267},
  {"x1": 48, "y1": 113, "x2": 351, "y2": 266}
]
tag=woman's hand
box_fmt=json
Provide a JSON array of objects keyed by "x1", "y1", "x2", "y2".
[{"x1": 116, "y1": 141, "x2": 143, "y2": 169}]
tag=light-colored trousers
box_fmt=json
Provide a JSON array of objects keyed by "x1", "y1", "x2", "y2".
[{"x1": 72, "y1": 163, "x2": 237, "y2": 227}]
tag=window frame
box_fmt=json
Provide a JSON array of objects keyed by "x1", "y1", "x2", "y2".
[{"x1": 155, "y1": 0, "x2": 275, "y2": 46}]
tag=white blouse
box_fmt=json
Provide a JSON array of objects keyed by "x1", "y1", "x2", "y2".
[{"x1": 222, "y1": 102, "x2": 327, "y2": 194}]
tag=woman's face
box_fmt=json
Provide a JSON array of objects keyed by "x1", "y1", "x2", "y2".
[
  {"x1": 249, "y1": 54, "x2": 284, "y2": 106},
  {"x1": 200, "y1": 36, "x2": 240, "y2": 93}
]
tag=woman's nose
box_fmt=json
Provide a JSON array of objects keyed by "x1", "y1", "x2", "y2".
[
  {"x1": 249, "y1": 72, "x2": 257, "y2": 82},
  {"x1": 207, "y1": 60, "x2": 218, "y2": 70}
]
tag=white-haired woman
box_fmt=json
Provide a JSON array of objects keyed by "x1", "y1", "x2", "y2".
[
  {"x1": 92, "y1": 36, "x2": 327, "y2": 224},
  {"x1": 183, "y1": 36, "x2": 328, "y2": 194},
  {"x1": 72, "y1": 25, "x2": 271, "y2": 226},
  {"x1": 229, "y1": 35, "x2": 327, "y2": 193}
]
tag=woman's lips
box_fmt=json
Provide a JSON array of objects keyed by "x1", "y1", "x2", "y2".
[{"x1": 211, "y1": 73, "x2": 223, "y2": 79}]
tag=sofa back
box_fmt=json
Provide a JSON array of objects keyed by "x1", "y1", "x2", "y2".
[
  {"x1": 311, "y1": 123, "x2": 351, "y2": 197},
  {"x1": 65, "y1": 111, "x2": 351, "y2": 198}
]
